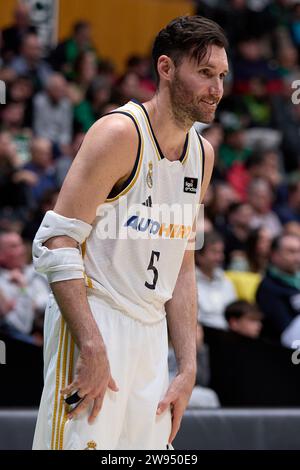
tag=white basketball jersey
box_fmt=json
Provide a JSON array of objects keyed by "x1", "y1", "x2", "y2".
[{"x1": 82, "y1": 100, "x2": 204, "y2": 324}]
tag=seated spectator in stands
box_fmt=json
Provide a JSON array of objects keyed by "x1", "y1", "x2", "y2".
[
  {"x1": 113, "y1": 71, "x2": 153, "y2": 105},
  {"x1": 195, "y1": 231, "x2": 237, "y2": 330},
  {"x1": 275, "y1": 179, "x2": 300, "y2": 225},
  {"x1": 9, "y1": 32, "x2": 52, "y2": 91},
  {"x1": 206, "y1": 181, "x2": 238, "y2": 233},
  {"x1": 73, "y1": 76, "x2": 112, "y2": 132},
  {"x1": 225, "y1": 300, "x2": 263, "y2": 339},
  {"x1": 219, "y1": 116, "x2": 252, "y2": 170},
  {"x1": 68, "y1": 50, "x2": 98, "y2": 105},
  {"x1": 248, "y1": 178, "x2": 282, "y2": 236},
  {"x1": 240, "y1": 77, "x2": 275, "y2": 128},
  {"x1": 0, "y1": 229, "x2": 49, "y2": 344},
  {"x1": 1, "y1": 100, "x2": 32, "y2": 164},
  {"x1": 223, "y1": 202, "x2": 253, "y2": 268},
  {"x1": 8, "y1": 75, "x2": 34, "y2": 129},
  {"x1": 244, "y1": 227, "x2": 272, "y2": 274},
  {"x1": 227, "y1": 149, "x2": 282, "y2": 202},
  {"x1": 23, "y1": 137, "x2": 57, "y2": 203},
  {"x1": 126, "y1": 55, "x2": 156, "y2": 94},
  {"x1": 1, "y1": 2, "x2": 36, "y2": 62},
  {"x1": 233, "y1": 36, "x2": 282, "y2": 95},
  {"x1": 272, "y1": 77, "x2": 300, "y2": 172},
  {"x1": 277, "y1": 44, "x2": 300, "y2": 83},
  {"x1": 0, "y1": 131, "x2": 35, "y2": 214},
  {"x1": 49, "y1": 21, "x2": 97, "y2": 79},
  {"x1": 33, "y1": 73, "x2": 73, "y2": 149},
  {"x1": 21, "y1": 188, "x2": 59, "y2": 243},
  {"x1": 256, "y1": 234, "x2": 300, "y2": 346},
  {"x1": 54, "y1": 132, "x2": 85, "y2": 187},
  {"x1": 283, "y1": 221, "x2": 300, "y2": 239},
  {"x1": 201, "y1": 123, "x2": 225, "y2": 181}
]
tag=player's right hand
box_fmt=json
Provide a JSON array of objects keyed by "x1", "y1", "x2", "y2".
[{"x1": 60, "y1": 342, "x2": 119, "y2": 424}]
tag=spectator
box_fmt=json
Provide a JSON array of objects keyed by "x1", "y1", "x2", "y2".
[
  {"x1": 55, "y1": 132, "x2": 85, "y2": 187},
  {"x1": 206, "y1": 181, "x2": 238, "y2": 233},
  {"x1": 33, "y1": 73, "x2": 73, "y2": 148},
  {"x1": 233, "y1": 36, "x2": 281, "y2": 95},
  {"x1": 23, "y1": 137, "x2": 57, "y2": 204},
  {"x1": 245, "y1": 227, "x2": 272, "y2": 274},
  {"x1": 68, "y1": 50, "x2": 98, "y2": 105},
  {"x1": 9, "y1": 32, "x2": 52, "y2": 91},
  {"x1": 272, "y1": 77, "x2": 300, "y2": 172},
  {"x1": 227, "y1": 148, "x2": 282, "y2": 201},
  {"x1": 248, "y1": 178, "x2": 282, "y2": 236},
  {"x1": 283, "y1": 221, "x2": 300, "y2": 238},
  {"x1": 1, "y1": 2, "x2": 36, "y2": 62},
  {"x1": 195, "y1": 231, "x2": 237, "y2": 330},
  {"x1": 223, "y1": 202, "x2": 253, "y2": 268},
  {"x1": 256, "y1": 234, "x2": 300, "y2": 345},
  {"x1": 219, "y1": 116, "x2": 252, "y2": 169},
  {"x1": 73, "y1": 76, "x2": 111, "y2": 132},
  {"x1": 0, "y1": 131, "x2": 35, "y2": 214},
  {"x1": 113, "y1": 71, "x2": 152, "y2": 105},
  {"x1": 126, "y1": 55, "x2": 156, "y2": 94},
  {"x1": 0, "y1": 229, "x2": 48, "y2": 343},
  {"x1": 0, "y1": 100, "x2": 32, "y2": 164},
  {"x1": 49, "y1": 21, "x2": 96, "y2": 79},
  {"x1": 22, "y1": 188, "x2": 59, "y2": 243},
  {"x1": 202, "y1": 123, "x2": 225, "y2": 181},
  {"x1": 275, "y1": 179, "x2": 300, "y2": 225},
  {"x1": 7, "y1": 75, "x2": 34, "y2": 129},
  {"x1": 225, "y1": 300, "x2": 263, "y2": 338}
]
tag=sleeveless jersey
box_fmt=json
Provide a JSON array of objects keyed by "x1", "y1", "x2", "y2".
[{"x1": 82, "y1": 100, "x2": 205, "y2": 324}]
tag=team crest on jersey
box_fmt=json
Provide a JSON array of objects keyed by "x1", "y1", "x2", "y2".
[
  {"x1": 146, "y1": 161, "x2": 153, "y2": 188},
  {"x1": 85, "y1": 440, "x2": 97, "y2": 450}
]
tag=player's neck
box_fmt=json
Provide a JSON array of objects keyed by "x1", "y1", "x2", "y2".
[{"x1": 143, "y1": 92, "x2": 191, "y2": 162}]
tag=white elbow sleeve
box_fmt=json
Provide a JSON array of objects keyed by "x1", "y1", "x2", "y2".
[{"x1": 32, "y1": 210, "x2": 93, "y2": 284}]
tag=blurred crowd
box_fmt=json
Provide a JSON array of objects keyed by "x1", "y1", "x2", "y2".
[{"x1": 1, "y1": 1, "x2": 300, "y2": 402}]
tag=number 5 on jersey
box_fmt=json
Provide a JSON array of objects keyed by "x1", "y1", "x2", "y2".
[{"x1": 145, "y1": 250, "x2": 160, "y2": 290}]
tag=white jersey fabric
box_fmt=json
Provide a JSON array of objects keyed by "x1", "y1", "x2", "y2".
[{"x1": 83, "y1": 100, "x2": 204, "y2": 324}]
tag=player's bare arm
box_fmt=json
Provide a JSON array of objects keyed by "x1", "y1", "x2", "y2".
[
  {"x1": 40, "y1": 114, "x2": 139, "y2": 423},
  {"x1": 157, "y1": 138, "x2": 214, "y2": 444}
]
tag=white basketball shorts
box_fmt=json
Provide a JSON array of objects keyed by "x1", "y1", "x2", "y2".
[{"x1": 32, "y1": 289, "x2": 172, "y2": 450}]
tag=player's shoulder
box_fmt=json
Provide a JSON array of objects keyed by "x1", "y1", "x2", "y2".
[{"x1": 89, "y1": 111, "x2": 139, "y2": 142}]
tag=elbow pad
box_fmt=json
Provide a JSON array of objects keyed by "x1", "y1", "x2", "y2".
[{"x1": 32, "y1": 210, "x2": 93, "y2": 284}]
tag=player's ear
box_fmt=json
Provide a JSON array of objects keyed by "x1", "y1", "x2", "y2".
[{"x1": 157, "y1": 55, "x2": 174, "y2": 82}]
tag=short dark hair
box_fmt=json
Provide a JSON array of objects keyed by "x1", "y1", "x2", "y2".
[
  {"x1": 270, "y1": 234, "x2": 299, "y2": 254},
  {"x1": 197, "y1": 230, "x2": 223, "y2": 254},
  {"x1": 225, "y1": 301, "x2": 263, "y2": 323},
  {"x1": 152, "y1": 15, "x2": 228, "y2": 82}
]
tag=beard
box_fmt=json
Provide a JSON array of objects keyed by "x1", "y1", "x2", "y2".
[{"x1": 169, "y1": 70, "x2": 218, "y2": 127}]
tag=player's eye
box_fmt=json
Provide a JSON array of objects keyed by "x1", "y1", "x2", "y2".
[{"x1": 199, "y1": 69, "x2": 212, "y2": 77}]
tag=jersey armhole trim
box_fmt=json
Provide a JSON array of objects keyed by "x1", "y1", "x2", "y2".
[
  {"x1": 104, "y1": 111, "x2": 144, "y2": 202},
  {"x1": 196, "y1": 132, "x2": 205, "y2": 184}
]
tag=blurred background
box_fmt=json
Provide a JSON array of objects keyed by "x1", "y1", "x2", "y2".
[{"x1": 1, "y1": 0, "x2": 300, "y2": 450}]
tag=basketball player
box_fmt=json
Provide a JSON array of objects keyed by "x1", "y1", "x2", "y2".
[{"x1": 32, "y1": 16, "x2": 228, "y2": 450}]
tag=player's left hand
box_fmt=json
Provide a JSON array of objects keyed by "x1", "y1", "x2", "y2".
[{"x1": 156, "y1": 371, "x2": 195, "y2": 444}]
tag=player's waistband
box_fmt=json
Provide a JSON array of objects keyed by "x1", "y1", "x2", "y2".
[{"x1": 86, "y1": 285, "x2": 166, "y2": 326}]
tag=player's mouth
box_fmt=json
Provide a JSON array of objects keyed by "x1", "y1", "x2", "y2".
[{"x1": 201, "y1": 99, "x2": 218, "y2": 108}]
